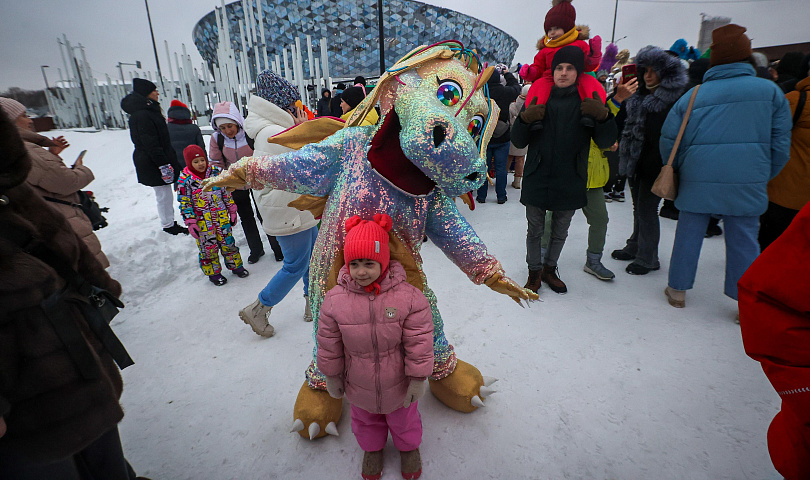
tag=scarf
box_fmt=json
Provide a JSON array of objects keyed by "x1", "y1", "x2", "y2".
[
  {"x1": 542, "y1": 27, "x2": 579, "y2": 49},
  {"x1": 361, "y1": 266, "x2": 388, "y2": 296}
]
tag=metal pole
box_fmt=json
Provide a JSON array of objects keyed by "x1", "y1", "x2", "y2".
[
  {"x1": 144, "y1": 0, "x2": 166, "y2": 94},
  {"x1": 377, "y1": 0, "x2": 385, "y2": 75},
  {"x1": 611, "y1": 0, "x2": 619, "y2": 44}
]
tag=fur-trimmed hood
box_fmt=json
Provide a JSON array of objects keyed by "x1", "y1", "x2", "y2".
[
  {"x1": 536, "y1": 25, "x2": 590, "y2": 51},
  {"x1": 634, "y1": 45, "x2": 688, "y2": 100},
  {"x1": 618, "y1": 46, "x2": 687, "y2": 178}
]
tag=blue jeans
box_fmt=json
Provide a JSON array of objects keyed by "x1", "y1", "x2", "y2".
[
  {"x1": 477, "y1": 141, "x2": 509, "y2": 202},
  {"x1": 668, "y1": 211, "x2": 759, "y2": 300},
  {"x1": 259, "y1": 226, "x2": 318, "y2": 306}
]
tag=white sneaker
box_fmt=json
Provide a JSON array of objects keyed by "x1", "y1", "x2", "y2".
[
  {"x1": 303, "y1": 295, "x2": 313, "y2": 322},
  {"x1": 238, "y1": 298, "x2": 275, "y2": 337}
]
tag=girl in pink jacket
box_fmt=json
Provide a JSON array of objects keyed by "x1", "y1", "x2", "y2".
[{"x1": 317, "y1": 213, "x2": 434, "y2": 480}]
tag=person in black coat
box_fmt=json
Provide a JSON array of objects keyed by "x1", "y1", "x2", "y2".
[
  {"x1": 120, "y1": 78, "x2": 187, "y2": 235},
  {"x1": 512, "y1": 46, "x2": 617, "y2": 294},
  {"x1": 166, "y1": 99, "x2": 205, "y2": 172},
  {"x1": 316, "y1": 89, "x2": 332, "y2": 117},
  {"x1": 477, "y1": 67, "x2": 521, "y2": 204},
  {"x1": 330, "y1": 83, "x2": 346, "y2": 118},
  {"x1": 611, "y1": 46, "x2": 687, "y2": 275}
]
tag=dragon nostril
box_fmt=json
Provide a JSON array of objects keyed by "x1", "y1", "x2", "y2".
[
  {"x1": 433, "y1": 125, "x2": 446, "y2": 148},
  {"x1": 465, "y1": 172, "x2": 479, "y2": 182}
]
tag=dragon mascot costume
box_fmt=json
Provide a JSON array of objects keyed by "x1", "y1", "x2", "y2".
[{"x1": 205, "y1": 41, "x2": 538, "y2": 440}]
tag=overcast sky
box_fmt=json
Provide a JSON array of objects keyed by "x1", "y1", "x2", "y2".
[{"x1": 2, "y1": 0, "x2": 806, "y2": 92}]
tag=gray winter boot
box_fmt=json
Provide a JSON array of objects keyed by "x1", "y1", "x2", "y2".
[
  {"x1": 238, "y1": 298, "x2": 275, "y2": 337},
  {"x1": 583, "y1": 251, "x2": 615, "y2": 281},
  {"x1": 303, "y1": 295, "x2": 313, "y2": 322}
]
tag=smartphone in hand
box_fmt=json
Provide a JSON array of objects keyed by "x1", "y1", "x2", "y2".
[
  {"x1": 622, "y1": 64, "x2": 637, "y2": 84},
  {"x1": 73, "y1": 150, "x2": 87, "y2": 168}
]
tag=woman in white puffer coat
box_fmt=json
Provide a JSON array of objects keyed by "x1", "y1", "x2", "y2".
[{"x1": 237, "y1": 70, "x2": 320, "y2": 337}]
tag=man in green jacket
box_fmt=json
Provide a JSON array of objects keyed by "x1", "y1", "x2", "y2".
[{"x1": 511, "y1": 46, "x2": 618, "y2": 294}]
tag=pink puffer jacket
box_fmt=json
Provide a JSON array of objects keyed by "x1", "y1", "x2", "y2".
[{"x1": 317, "y1": 260, "x2": 434, "y2": 414}]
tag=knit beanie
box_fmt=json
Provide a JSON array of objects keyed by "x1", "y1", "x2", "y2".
[
  {"x1": 343, "y1": 214, "x2": 392, "y2": 273},
  {"x1": 341, "y1": 86, "x2": 366, "y2": 110},
  {"x1": 183, "y1": 145, "x2": 207, "y2": 177},
  {"x1": 551, "y1": 45, "x2": 585, "y2": 76},
  {"x1": 709, "y1": 24, "x2": 752, "y2": 67},
  {"x1": 544, "y1": 0, "x2": 576, "y2": 33},
  {"x1": 256, "y1": 69, "x2": 300, "y2": 110},
  {"x1": 0, "y1": 97, "x2": 26, "y2": 120},
  {"x1": 133, "y1": 78, "x2": 157, "y2": 97},
  {"x1": 777, "y1": 51, "x2": 806, "y2": 78},
  {"x1": 170, "y1": 99, "x2": 188, "y2": 109}
]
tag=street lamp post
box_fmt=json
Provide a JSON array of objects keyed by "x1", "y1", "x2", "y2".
[
  {"x1": 117, "y1": 61, "x2": 142, "y2": 89},
  {"x1": 377, "y1": 0, "x2": 385, "y2": 75},
  {"x1": 611, "y1": 0, "x2": 619, "y2": 43},
  {"x1": 143, "y1": 0, "x2": 166, "y2": 94}
]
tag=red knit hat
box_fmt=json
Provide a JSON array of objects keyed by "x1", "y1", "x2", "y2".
[
  {"x1": 544, "y1": 0, "x2": 576, "y2": 33},
  {"x1": 170, "y1": 99, "x2": 188, "y2": 109},
  {"x1": 183, "y1": 145, "x2": 207, "y2": 178},
  {"x1": 343, "y1": 214, "x2": 393, "y2": 273}
]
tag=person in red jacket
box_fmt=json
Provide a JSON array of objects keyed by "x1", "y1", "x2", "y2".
[
  {"x1": 519, "y1": 0, "x2": 605, "y2": 125},
  {"x1": 317, "y1": 213, "x2": 434, "y2": 480},
  {"x1": 738, "y1": 202, "x2": 810, "y2": 480}
]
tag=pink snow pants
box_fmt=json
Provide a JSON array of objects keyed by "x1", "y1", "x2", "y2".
[{"x1": 350, "y1": 402, "x2": 422, "y2": 452}]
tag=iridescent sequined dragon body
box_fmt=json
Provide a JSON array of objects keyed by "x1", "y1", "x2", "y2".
[{"x1": 206, "y1": 42, "x2": 537, "y2": 439}]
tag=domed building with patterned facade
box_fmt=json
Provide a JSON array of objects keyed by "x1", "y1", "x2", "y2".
[{"x1": 192, "y1": 0, "x2": 518, "y2": 80}]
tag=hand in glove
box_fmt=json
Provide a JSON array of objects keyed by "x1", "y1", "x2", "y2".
[
  {"x1": 202, "y1": 162, "x2": 248, "y2": 192},
  {"x1": 485, "y1": 272, "x2": 540, "y2": 305},
  {"x1": 185, "y1": 219, "x2": 200, "y2": 239},
  {"x1": 159, "y1": 164, "x2": 175, "y2": 184},
  {"x1": 519, "y1": 98, "x2": 546, "y2": 124},
  {"x1": 519, "y1": 63, "x2": 530, "y2": 79},
  {"x1": 228, "y1": 204, "x2": 238, "y2": 225},
  {"x1": 325, "y1": 375, "x2": 345, "y2": 399},
  {"x1": 403, "y1": 379, "x2": 427, "y2": 408},
  {"x1": 580, "y1": 92, "x2": 609, "y2": 121},
  {"x1": 588, "y1": 35, "x2": 603, "y2": 66}
]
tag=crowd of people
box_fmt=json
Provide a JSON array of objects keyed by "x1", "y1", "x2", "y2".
[{"x1": 1, "y1": 0, "x2": 808, "y2": 476}]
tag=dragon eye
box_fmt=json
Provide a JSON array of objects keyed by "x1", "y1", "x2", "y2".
[
  {"x1": 436, "y1": 79, "x2": 462, "y2": 106},
  {"x1": 467, "y1": 115, "x2": 485, "y2": 138}
]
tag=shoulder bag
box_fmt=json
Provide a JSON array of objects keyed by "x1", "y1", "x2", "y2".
[{"x1": 651, "y1": 85, "x2": 700, "y2": 201}]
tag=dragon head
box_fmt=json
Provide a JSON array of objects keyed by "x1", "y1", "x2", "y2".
[{"x1": 346, "y1": 42, "x2": 499, "y2": 198}]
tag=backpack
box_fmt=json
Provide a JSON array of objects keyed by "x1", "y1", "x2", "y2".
[
  {"x1": 43, "y1": 191, "x2": 109, "y2": 230},
  {"x1": 216, "y1": 132, "x2": 255, "y2": 156}
]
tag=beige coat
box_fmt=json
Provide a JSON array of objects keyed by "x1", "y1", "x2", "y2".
[{"x1": 22, "y1": 130, "x2": 110, "y2": 268}]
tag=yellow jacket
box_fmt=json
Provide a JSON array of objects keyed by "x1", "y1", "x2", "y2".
[
  {"x1": 341, "y1": 106, "x2": 380, "y2": 126},
  {"x1": 587, "y1": 140, "x2": 610, "y2": 189}
]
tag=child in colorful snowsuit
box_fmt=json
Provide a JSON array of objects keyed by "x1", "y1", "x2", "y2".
[
  {"x1": 178, "y1": 145, "x2": 248, "y2": 286},
  {"x1": 209, "y1": 101, "x2": 283, "y2": 264},
  {"x1": 316, "y1": 214, "x2": 434, "y2": 480},
  {"x1": 519, "y1": 0, "x2": 606, "y2": 121}
]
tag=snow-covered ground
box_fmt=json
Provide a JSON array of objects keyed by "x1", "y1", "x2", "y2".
[{"x1": 57, "y1": 128, "x2": 779, "y2": 479}]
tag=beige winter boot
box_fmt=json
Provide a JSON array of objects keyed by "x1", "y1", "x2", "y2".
[
  {"x1": 361, "y1": 450, "x2": 384, "y2": 480},
  {"x1": 400, "y1": 449, "x2": 422, "y2": 479},
  {"x1": 664, "y1": 286, "x2": 686, "y2": 308},
  {"x1": 238, "y1": 298, "x2": 275, "y2": 337},
  {"x1": 511, "y1": 175, "x2": 522, "y2": 189},
  {"x1": 303, "y1": 295, "x2": 313, "y2": 322}
]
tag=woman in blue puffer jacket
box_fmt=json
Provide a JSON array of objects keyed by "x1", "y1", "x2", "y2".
[{"x1": 660, "y1": 24, "x2": 792, "y2": 309}]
